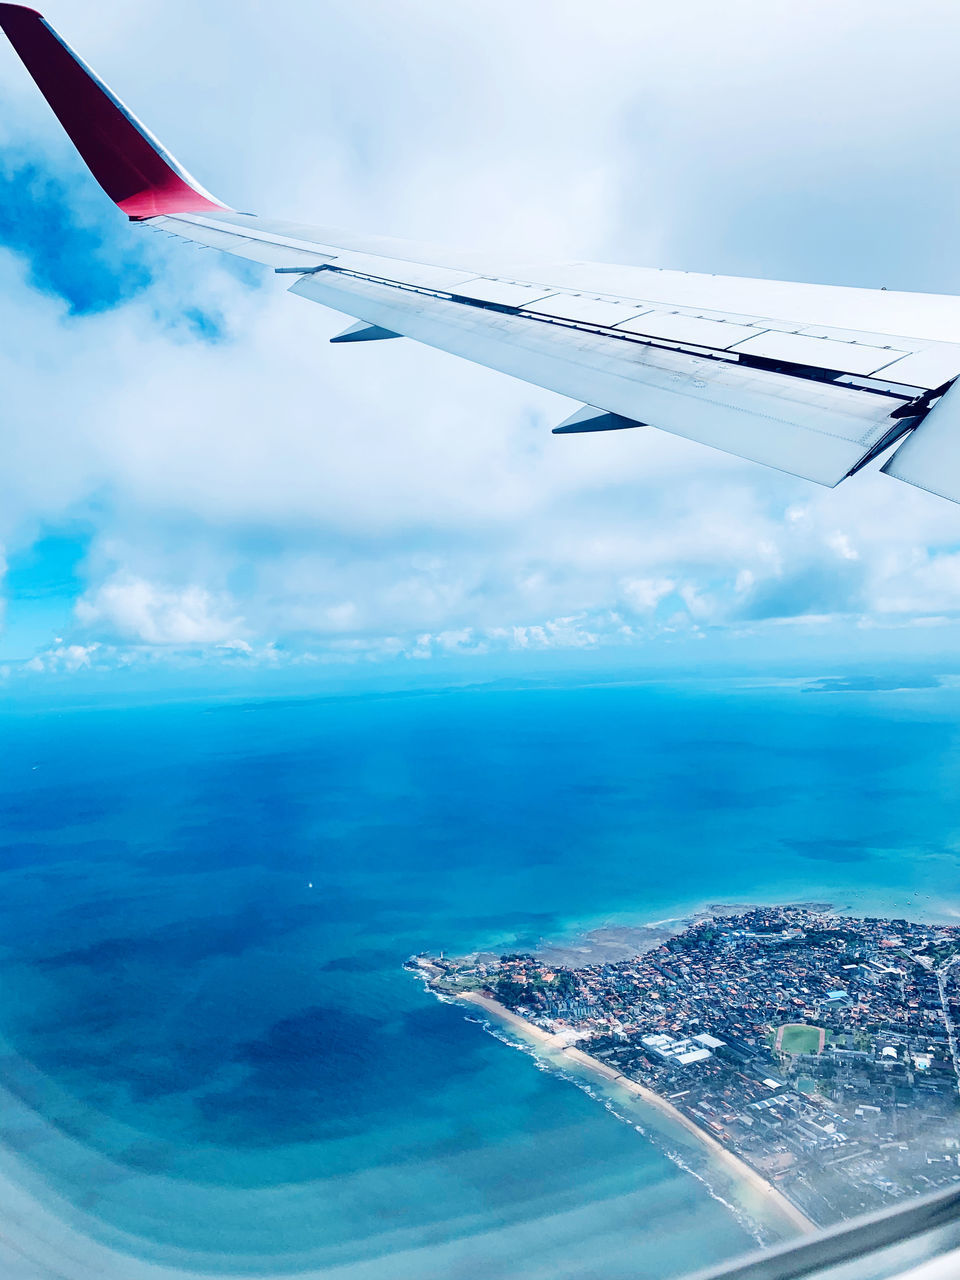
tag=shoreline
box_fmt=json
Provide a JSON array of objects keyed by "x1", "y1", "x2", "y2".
[{"x1": 460, "y1": 990, "x2": 818, "y2": 1238}]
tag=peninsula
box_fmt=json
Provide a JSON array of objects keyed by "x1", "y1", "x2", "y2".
[{"x1": 409, "y1": 906, "x2": 960, "y2": 1230}]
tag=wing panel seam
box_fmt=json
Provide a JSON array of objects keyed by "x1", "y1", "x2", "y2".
[{"x1": 311, "y1": 262, "x2": 916, "y2": 411}]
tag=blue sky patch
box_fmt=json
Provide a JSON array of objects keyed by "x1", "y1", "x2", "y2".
[
  {"x1": 0, "y1": 145, "x2": 246, "y2": 341},
  {"x1": 0, "y1": 154, "x2": 154, "y2": 314},
  {"x1": 5, "y1": 530, "x2": 89, "y2": 602}
]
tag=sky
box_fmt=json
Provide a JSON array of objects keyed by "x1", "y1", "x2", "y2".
[{"x1": 4, "y1": 0, "x2": 960, "y2": 690}]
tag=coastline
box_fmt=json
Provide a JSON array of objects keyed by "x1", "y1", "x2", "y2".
[{"x1": 460, "y1": 991, "x2": 818, "y2": 1238}]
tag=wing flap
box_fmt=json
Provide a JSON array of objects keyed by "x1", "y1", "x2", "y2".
[
  {"x1": 728, "y1": 330, "x2": 909, "y2": 377},
  {"x1": 522, "y1": 295, "x2": 652, "y2": 326},
  {"x1": 617, "y1": 312, "x2": 759, "y2": 350},
  {"x1": 288, "y1": 268, "x2": 904, "y2": 486},
  {"x1": 870, "y1": 346, "x2": 960, "y2": 391},
  {"x1": 449, "y1": 277, "x2": 555, "y2": 307}
]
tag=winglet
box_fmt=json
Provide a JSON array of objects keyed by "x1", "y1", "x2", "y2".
[{"x1": 0, "y1": 5, "x2": 228, "y2": 218}]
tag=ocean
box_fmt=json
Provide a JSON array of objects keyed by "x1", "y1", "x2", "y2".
[{"x1": 0, "y1": 677, "x2": 957, "y2": 1279}]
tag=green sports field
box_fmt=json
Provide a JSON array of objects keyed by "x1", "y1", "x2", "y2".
[{"x1": 778, "y1": 1024, "x2": 823, "y2": 1054}]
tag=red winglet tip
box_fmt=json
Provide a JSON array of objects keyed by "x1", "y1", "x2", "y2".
[
  {"x1": 0, "y1": 7, "x2": 227, "y2": 217},
  {"x1": 0, "y1": 6, "x2": 45, "y2": 28}
]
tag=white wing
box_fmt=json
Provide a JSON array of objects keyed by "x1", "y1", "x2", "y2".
[{"x1": 4, "y1": 3, "x2": 960, "y2": 500}]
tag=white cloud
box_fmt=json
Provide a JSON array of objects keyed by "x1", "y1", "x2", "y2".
[
  {"x1": 75, "y1": 578, "x2": 243, "y2": 645},
  {"x1": 827, "y1": 532, "x2": 860, "y2": 562},
  {"x1": 621, "y1": 577, "x2": 676, "y2": 613},
  {"x1": 26, "y1": 642, "x2": 100, "y2": 673}
]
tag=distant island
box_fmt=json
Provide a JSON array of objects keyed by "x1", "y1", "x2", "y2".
[{"x1": 409, "y1": 906, "x2": 960, "y2": 1231}]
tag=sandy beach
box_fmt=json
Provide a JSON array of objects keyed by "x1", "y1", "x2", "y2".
[{"x1": 462, "y1": 991, "x2": 818, "y2": 1238}]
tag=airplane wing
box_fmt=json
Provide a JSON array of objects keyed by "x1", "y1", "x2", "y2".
[
  {"x1": 690, "y1": 1182, "x2": 960, "y2": 1280},
  {"x1": 4, "y1": 4, "x2": 960, "y2": 502}
]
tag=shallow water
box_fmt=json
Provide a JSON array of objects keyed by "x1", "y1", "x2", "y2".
[{"x1": 0, "y1": 679, "x2": 957, "y2": 1277}]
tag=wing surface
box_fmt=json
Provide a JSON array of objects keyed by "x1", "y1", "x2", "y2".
[{"x1": 3, "y1": 4, "x2": 960, "y2": 498}]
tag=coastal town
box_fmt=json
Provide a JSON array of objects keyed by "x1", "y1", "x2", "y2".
[{"x1": 410, "y1": 907, "x2": 960, "y2": 1228}]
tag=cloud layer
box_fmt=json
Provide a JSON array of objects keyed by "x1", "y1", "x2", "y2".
[{"x1": 3, "y1": 1, "x2": 960, "y2": 678}]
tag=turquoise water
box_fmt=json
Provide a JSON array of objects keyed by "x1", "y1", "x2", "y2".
[{"x1": 0, "y1": 680, "x2": 958, "y2": 1278}]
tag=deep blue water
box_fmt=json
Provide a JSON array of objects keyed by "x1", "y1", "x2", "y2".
[{"x1": 0, "y1": 680, "x2": 958, "y2": 1278}]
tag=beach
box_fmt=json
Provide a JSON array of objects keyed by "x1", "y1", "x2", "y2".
[{"x1": 461, "y1": 992, "x2": 818, "y2": 1238}]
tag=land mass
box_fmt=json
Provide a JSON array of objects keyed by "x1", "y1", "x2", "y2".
[{"x1": 409, "y1": 906, "x2": 960, "y2": 1232}]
